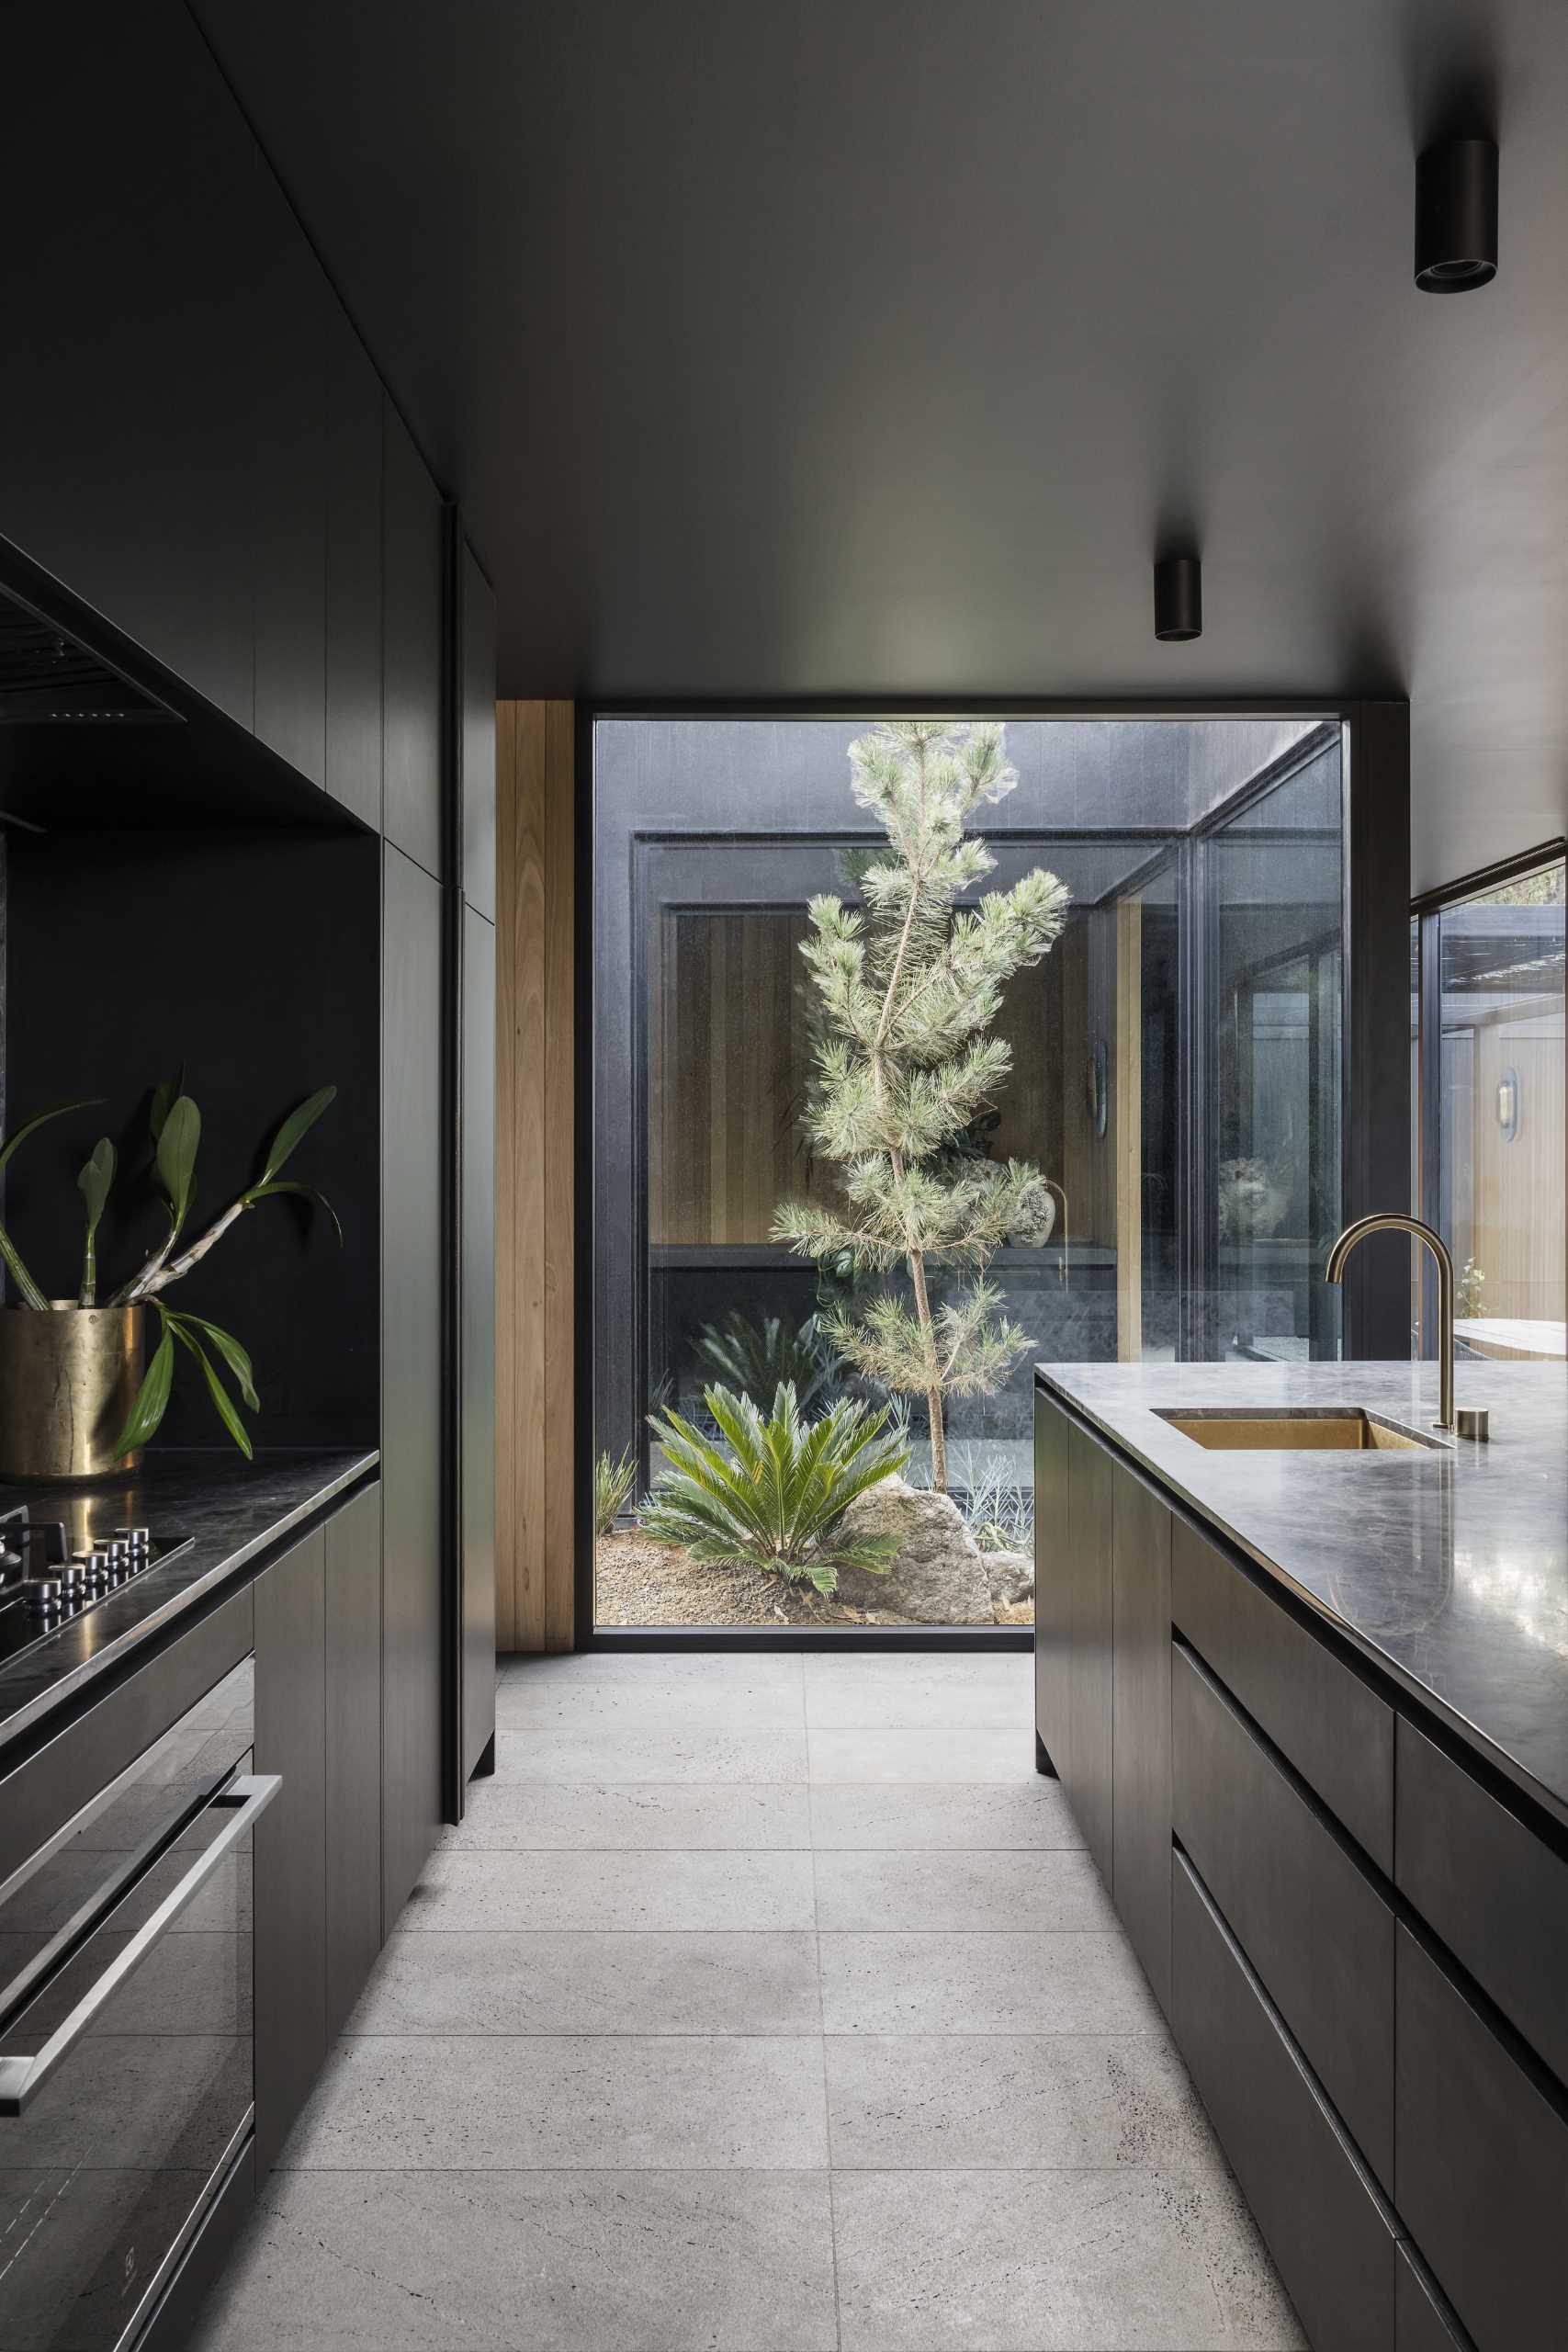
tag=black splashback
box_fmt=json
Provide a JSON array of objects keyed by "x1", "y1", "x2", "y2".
[{"x1": 4, "y1": 826, "x2": 380, "y2": 1449}]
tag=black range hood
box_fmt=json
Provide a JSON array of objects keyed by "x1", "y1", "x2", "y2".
[
  {"x1": 0, "y1": 537, "x2": 355, "y2": 833},
  {"x1": 0, "y1": 582, "x2": 173, "y2": 725}
]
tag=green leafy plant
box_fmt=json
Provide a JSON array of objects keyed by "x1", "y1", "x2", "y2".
[
  {"x1": 0, "y1": 1080, "x2": 339, "y2": 1460},
  {"x1": 693, "y1": 1309, "x2": 840, "y2": 1414},
  {"x1": 593, "y1": 1445, "x2": 637, "y2": 1538},
  {"x1": 638, "y1": 1379, "x2": 910, "y2": 1596},
  {"x1": 773, "y1": 719, "x2": 1068, "y2": 1488},
  {"x1": 1458, "y1": 1257, "x2": 1485, "y2": 1320}
]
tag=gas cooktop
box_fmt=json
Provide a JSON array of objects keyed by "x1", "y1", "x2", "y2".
[{"x1": 0, "y1": 1504, "x2": 193, "y2": 1668}]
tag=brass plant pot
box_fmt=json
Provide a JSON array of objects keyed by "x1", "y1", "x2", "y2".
[{"x1": 0, "y1": 1306, "x2": 145, "y2": 1482}]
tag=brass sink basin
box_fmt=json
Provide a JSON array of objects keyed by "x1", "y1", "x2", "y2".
[{"x1": 1156, "y1": 1408, "x2": 1444, "y2": 1453}]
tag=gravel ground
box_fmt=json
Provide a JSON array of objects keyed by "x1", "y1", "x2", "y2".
[{"x1": 592, "y1": 1530, "x2": 1031, "y2": 1629}]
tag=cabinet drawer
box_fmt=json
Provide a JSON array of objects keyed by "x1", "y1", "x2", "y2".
[
  {"x1": 1172, "y1": 1516, "x2": 1393, "y2": 1870},
  {"x1": 1395, "y1": 1926, "x2": 1568, "y2": 2351},
  {"x1": 1171, "y1": 1851, "x2": 1396, "y2": 2352},
  {"x1": 1172, "y1": 1640, "x2": 1394, "y2": 2187},
  {"x1": 1396, "y1": 1716, "x2": 1568, "y2": 2087},
  {"x1": 1395, "y1": 2245, "x2": 1472, "y2": 2352}
]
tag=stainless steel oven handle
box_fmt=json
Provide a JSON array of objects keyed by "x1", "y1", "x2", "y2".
[{"x1": 0, "y1": 1772, "x2": 280, "y2": 2119}]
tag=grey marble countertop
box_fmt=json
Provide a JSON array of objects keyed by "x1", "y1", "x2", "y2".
[
  {"x1": 1036, "y1": 1359, "x2": 1568, "y2": 1827},
  {"x1": 0, "y1": 1447, "x2": 378, "y2": 1754}
]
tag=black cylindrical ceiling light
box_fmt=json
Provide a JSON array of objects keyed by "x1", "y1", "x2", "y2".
[
  {"x1": 1154, "y1": 554, "x2": 1201, "y2": 642},
  {"x1": 1415, "y1": 138, "x2": 1497, "y2": 291}
]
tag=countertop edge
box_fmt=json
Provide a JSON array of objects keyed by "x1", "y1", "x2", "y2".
[
  {"x1": 1034, "y1": 1368, "x2": 1568, "y2": 1838},
  {"x1": 0, "y1": 1450, "x2": 380, "y2": 1757}
]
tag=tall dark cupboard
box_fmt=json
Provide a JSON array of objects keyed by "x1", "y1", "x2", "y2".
[
  {"x1": 461, "y1": 904, "x2": 498, "y2": 1781},
  {"x1": 4, "y1": 10, "x2": 264, "y2": 726},
  {"x1": 325, "y1": 305, "x2": 386, "y2": 830},
  {"x1": 382, "y1": 408, "x2": 446, "y2": 880},
  {"x1": 382, "y1": 844, "x2": 446, "y2": 1922},
  {"x1": 324, "y1": 1485, "x2": 385, "y2": 2036},
  {"x1": 253, "y1": 1530, "x2": 328, "y2": 2175}
]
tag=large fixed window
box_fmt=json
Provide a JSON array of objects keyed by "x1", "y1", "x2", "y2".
[
  {"x1": 592, "y1": 716, "x2": 1348, "y2": 1631},
  {"x1": 1414, "y1": 851, "x2": 1566, "y2": 1363}
]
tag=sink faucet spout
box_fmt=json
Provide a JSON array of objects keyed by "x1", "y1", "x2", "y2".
[{"x1": 1325, "y1": 1213, "x2": 1456, "y2": 1435}]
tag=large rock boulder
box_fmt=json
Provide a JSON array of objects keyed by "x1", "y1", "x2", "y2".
[
  {"x1": 835, "y1": 1476, "x2": 995, "y2": 1623},
  {"x1": 983, "y1": 1546, "x2": 1033, "y2": 1610}
]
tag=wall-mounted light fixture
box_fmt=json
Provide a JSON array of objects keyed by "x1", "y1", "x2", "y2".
[
  {"x1": 1496, "y1": 1066, "x2": 1519, "y2": 1140},
  {"x1": 1154, "y1": 554, "x2": 1201, "y2": 642},
  {"x1": 1415, "y1": 139, "x2": 1498, "y2": 291}
]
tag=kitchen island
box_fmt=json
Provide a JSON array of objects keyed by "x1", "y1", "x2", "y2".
[{"x1": 1035, "y1": 1359, "x2": 1568, "y2": 2352}]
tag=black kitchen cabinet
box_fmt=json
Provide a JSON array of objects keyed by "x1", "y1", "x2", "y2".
[
  {"x1": 1111, "y1": 1464, "x2": 1172, "y2": 2015},
  {"x1": 5, "y1": 11, "x2": 260, "y2": 727},
  {"x1": 1395, "y1": 1924, "x2": 1568, "y2": 2351},
  {"x1": 460, "y1": 541, "x2": 499, "y2": 918},
  {"x1": 382, "y1": 406, "x2": 446, "y2": 878},
  {"x1": 1172, "y1": 1851, "x2": 1397, "y2": 2352},
  {"x1": 1034, "y1": 1398, "x2": 1113, "y2": 1888},
  {"x1": 1172, "y1": 1512, "x2": 1394, "y2": 1873},
  {"x1": 1065, "y1": 1415, "x2": 1115, "y2": 1889},
  {"x1": 324, "y1": 1484, "x2": 385, "y2": 2035},
  {"x1": 1173, "y1": 1641, "x2": 1394, "y2": 2189},
  {"x1": 382, "y1": 843, "x2": 445, "y2": 1919},
  {"x1": 1395, "y1": 1714, "x2": 1568, "y2": 2089},
  {"x1": 254, "y1": 1527, "x2": 328, "y2": 2175},
  {"x1": 325, "y1": 305, "x2": 386, "y2": 829},
  {"x1": 460, "y1": 904, "x2": 498, "y2": 1785},
  {"x1": 1394, "y1": 2246, "x2": 1472, "y2": 2352},
  {"x1": 252, "y1": 195, "x2": 328, "y2": 788},
  {"x1": 1036, "y1": 1376, "x2": 1568, "y2": 2352},
  {"x1": 1033, "y1": 1396, "x2": 1073, "y2": 1781}
]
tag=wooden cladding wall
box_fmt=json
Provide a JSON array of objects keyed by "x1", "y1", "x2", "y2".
[
  {"x1": 646, "y1": 903, "x2": 1115, "y2": 1251},
  {"x1": 649, "y1": 910, "x2": 828, "y2": 1247},
  {"x1": 496, "y1": 700, "x2": 575, "y2": 1652}
]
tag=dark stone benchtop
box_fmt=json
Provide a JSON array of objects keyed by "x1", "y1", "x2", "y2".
[
  {"x1": 1036, "y1": 1359, "x2": 1568, "y2": 1830},
  {"x1": 0, "y1": 1447, "x2": 378, "y2": 1756}
]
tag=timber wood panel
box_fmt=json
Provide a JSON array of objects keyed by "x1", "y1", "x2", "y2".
[
  {"x1": 497, "y1": 699, "x2": 575, "y2": 1651},
  {"x1": 1471, "y1": 1011, "x2": 1564, "y2": 1327},
  {"x1": 645, "y1": 905, "x2": 1074, "y2": 1250},
  {"x1": 649, "y1": 910, "x2": 826, "y2": 1245}
]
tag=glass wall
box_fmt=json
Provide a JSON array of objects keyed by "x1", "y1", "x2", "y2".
[
  {"x1": 1416, "y1": 856, "x2": 1566, "y2": 1363},
  {"x1": 592, "y1": 716, "x2": 1348, "y2": 1630},
  {"x1": 1206, "y1": 753, "x2": 1344, "y2": 1362}
]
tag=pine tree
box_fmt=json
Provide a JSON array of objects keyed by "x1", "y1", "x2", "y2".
[{"x1": 773, "y1": 719, "x2": 1069, "y2": 1491}]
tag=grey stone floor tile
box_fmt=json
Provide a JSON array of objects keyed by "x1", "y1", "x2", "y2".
[
  {"x1": 498, "y1": 1652, "x2": 804, "y2": 1690},
  {"x1": 804, "y1": 1654, "x2": 1034, "y2": 1728},
  {"x1": 498, "y1": 1657, "x2": 807, "y2": 1730},
  {"x1": 830, "y1": 2166, "x2": 1307, "y2": 2349},
  {"x1": 349, "y1": 1928, "x2": 821, "y2": 2035},
  {"x1": 405, "y1": 1846, "x2": 816, "y2": 1930},
  {"x1": 493, "y1": 1724, "x2": 811, "y2": 1783},
  {"x1": 819, "y1": 1931, "x2": 1164, "y2": 2035},
  {"x1": 808, "y1": 1726, "x2": 1039, "y2": 1782},
  {"x1": 825, "y1": 2034, "x2": 1224, "y2": 2170},
  {"x1": 187, "y1": 2167, "x2": 837, "y2": 2350},
  {"x1": 445, "y1": 1777, "x2": 813, "y2": 1849},
  {"x1": 810, "y1": 1780, "x2": 1083, "y2": 1849},
  {"x1": 815, "y1": 1847, "x2": 1115, "y2": 1932},
  {"x1": 281, "y1": 2034, "x2": 829, "y2": 2169}
]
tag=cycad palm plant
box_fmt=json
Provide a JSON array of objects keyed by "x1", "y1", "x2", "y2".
[{"x1": 639, "y1": 1380, "x2": 909, "y2": 1596}]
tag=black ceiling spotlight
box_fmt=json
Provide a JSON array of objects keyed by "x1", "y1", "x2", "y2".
[
  {"x1": 1415, "y1": 138, "x2": 1498, "y2": 291},
  {"x1": 1154, "y1": 554, "x2": 1201, "y2": 643}
]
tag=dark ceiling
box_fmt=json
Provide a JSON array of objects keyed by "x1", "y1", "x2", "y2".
[{"x1": 190, "y1": 0, "x2": 1568, "y2": 892}]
